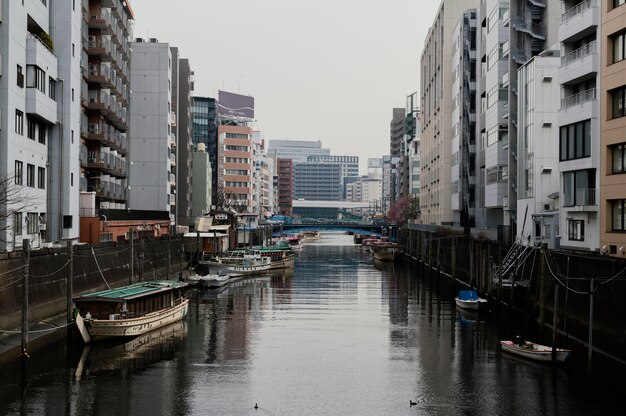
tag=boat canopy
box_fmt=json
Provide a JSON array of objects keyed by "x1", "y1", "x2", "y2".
[
  {"x1": 458, "y1": 290, "x2": 479, "y2": 301},
  {"x1": 74, "y1": 280, "x2": 188, "y2": 302}
]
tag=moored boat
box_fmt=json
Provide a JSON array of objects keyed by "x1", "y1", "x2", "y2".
[
  {"x1": 217, "y1": 247, "x2": 295, "y2": 271},
  {"x1": 371, "y1": 241, "x2": 396, "y2": 261},
  {"x1": 301, "y1": 230, "x2": 321, "y2": 241},
  {"x1": 201, "y1": 272, "x2": 231, "y2": 288},
  {"x1": 454, "y1": 289, "x2": 488, "y2": 310},
  {"x1": 197, "y1": 251, "x2": 272, "y2": 277},
  {"x1": 500, "y1": 339, "x2": 571, "y2": 363},
  {"x1": 73, "y1": 280, "x2": 189, "y2": 344}
]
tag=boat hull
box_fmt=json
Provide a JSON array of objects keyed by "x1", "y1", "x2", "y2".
[
  {"x1": 500, "y1": 340, "x2": 571, "y2": 363},
  {"x1": 202, "y1": 275, "x2": 230, "y2": 288},
  {"x1": 455, "y1": 298, "x2": 481, "y2": 310},
  {"x1": 82, "y1": 299, "x2": 189, "y2": 342},
  {"x1": 199, "y1": 261, "x2": 271, "y2": 277}
]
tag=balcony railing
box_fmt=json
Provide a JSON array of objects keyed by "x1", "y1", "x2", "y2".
[
  {"x1": 561, "y1": 88, "x2": 596, "y2": 109},
  {"x1": 561, "y1": 41, "x2": 596, "y2": 66},
  {"x1": 561, "y1": 0, "x2": 593, "y2": 23}
]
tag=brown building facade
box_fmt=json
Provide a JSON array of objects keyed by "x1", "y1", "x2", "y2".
[{"x1": 277, "y1": 158, "x2": 293, "y2": 215}]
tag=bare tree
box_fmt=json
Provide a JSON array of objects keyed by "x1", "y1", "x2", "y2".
[{"x1": 0, "y1": 173, "x2": 34, "y2": 251}]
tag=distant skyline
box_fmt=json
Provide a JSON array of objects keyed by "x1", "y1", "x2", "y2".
[{"x1": 132, "y1": 0, "x2": 441, "y2": 173}]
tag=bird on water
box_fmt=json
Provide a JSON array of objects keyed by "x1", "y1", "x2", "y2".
[
  {"x1": 410, "y1": 400, "x2": 417, "y2": 406},
  {"x1": 254, "y1": 403, "x2": 258, "y2": 410}
]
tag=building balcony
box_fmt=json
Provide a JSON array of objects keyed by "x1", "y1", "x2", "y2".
[
  {"x1": 559, "y1": 42, "x2": 598, "y2": 85},
  {"x1": 25, "y1": 87, "x2": 57, "y2": 124},
  {"x1": 559, "y1": 0, "x2": 598, "y2": 43},
  {"x1": 26, "y1": 33, "x2": 56, "y2": 68},
  {"x1": 511, "y1": 16, "x2": 545, "y2": 40},
  {"x1": 561, "y1": 88, "x2": 596, "y2": 110},
  {"x1": 87, "y1": 8, "x2": 112, "y2": 33},
  {"x1": 170, "y1": 112, "x2": 177, "y2": 126}
]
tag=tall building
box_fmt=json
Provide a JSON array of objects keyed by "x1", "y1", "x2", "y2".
[
  {"x1": 390, "y1": 108, "x2": 405, "y2": 158},
  {"x1": 294, "y1": 163, "x2": 342, "y2": 201},
  {"x1": 81, "y1": 0, "x2": 132, "y2": 218},
  {"x1": 451, "y1": 10, "x2": 477, "y2": 227},
  {"x1": 267, "y1": 139, "x2": 330, "y2": 163},
  {"x1": 276, "y1": 158, "x2": 293, "y2": 215},
  {"x1": 1, "y1": 1, "x2": 58, "y2": 249},
  {"x1": 517, "y1": 52, "x2": 560, "y2": 248},
  {"x1": 252, "y1": 132, "x2": 274, "y2": 216},
  {"x1": 191, "y1": 143, "x2": 212, "y2": 220},
  {"x1": 128, "y1": 39, "x2": 175, "y2": 220},
  {"x1": 601, "y1": 0, "x2": 626, "y2": 256},
  {"x1": 191, "y1": 96, "x2": 218, "y2": 200},
  {"x1": 306, "y1": 154, "x2": 359, "y2": 197},
  {"x1": 420, "y1": 0, "x2": 475, "y2": 226},
  {"x1": 367, "y1": 158, "x2": 383, "y2": 180},
  {"x1": 171, "y1": 48, "x2": 193, "y2": 227},
  {"x1": 219, "y1": 124, "x2": 254, "y2": 213}
]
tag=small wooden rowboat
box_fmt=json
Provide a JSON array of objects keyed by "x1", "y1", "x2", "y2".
[{"x1": 500, "y1": 339, "x2": 571, "y2": 363}]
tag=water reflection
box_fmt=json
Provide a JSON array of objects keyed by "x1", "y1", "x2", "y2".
[{"x1": 0, "y1": 232, "x2": 623, "y2": 415}]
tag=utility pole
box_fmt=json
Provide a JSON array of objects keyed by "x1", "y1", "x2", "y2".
[
  {"x1": 20, "y1": 239, "x2": 30, "y2": 360},
  {"x1": 66, "y1": 240, "x2": 74, "y2": 325},
  {"x1": 167, "y1": 226, "x2": 171, "y2": 279}
]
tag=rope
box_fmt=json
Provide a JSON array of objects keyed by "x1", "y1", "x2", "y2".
[
  {"x1": 74, "y1": 245, "x2": 132, "y2": 257},
  {"x1": 544, "y1": 252, "x2": 592, "y2": 295},
  {"x1": 91, "y1": 246, "x2": 111, "y2": 289},
  {"x1": 0, "y1": 275, "x2": 25, "y2": 291},
  {"x1": 0, "y1": 321, "x2": 73, "y2": 334},
  {"x1": 0, "y1": 265, "x2": 25, "y2": 276},
  {"x1": 30, "y1": 261, "x2": 70, "y2": 278}
]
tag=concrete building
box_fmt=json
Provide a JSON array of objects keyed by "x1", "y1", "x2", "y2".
[
  {"x1": 276, "y1": 158, "x2": 293, "y2": 215},
  {"x1": 81, "y1": 0, "x2": 132, "y2": 218},
  {"x1": 252, "y1": 132, "x2": 274, "y2": 217},
  {"x1": 191, "y1": 143, "x2": 212, "y2": 220},
  {"x1": 516, "y1": 52, "x2": 560, "y2": 249},
  {"x1": 267, "y1": 139, "x2": 330, "y2": 164},
  {"x1": 128, "y1": 39, "x2": 175, "y2": 220},
  {"x1": 381, "y1": 155, "x2": 400, "y2": 213},
  {"x1": 557, "y1": 0, "x2": 600, "y2": 251},
  {"x1": 219, "y1": 124, "x2": 254, "y2": 213},
  {"x1": 367, "y1": 158, "x2": 383, "y2": 180},
  {"x1": 294, "y1": 163, "x2": 342, "y2": 201},
  {"x1": 306, "y1": 154, "x2": 359, "y2": 197},
  {"x1": 390, "y1": 108, "x2": 405, "y2": 158},
  {"x1": 191, "y1": 96, "x2": 218, "y2": 200},
  {"x1": 600, "y1": 0, "x2": 626, "y2": 257},
  {"x1": 0, "y1": 0, "x2": 60, "y2": 250},
  {"x1": 170, "y1": 48, "x2": 193, "y2": 228},
  {"x1": 451, "y1": 10, "x2": 477, "y2": 227},
  {"x1": 420, "y1": 0, "x2": 475, "y2": 226}
]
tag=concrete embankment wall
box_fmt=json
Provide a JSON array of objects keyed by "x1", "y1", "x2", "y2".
[
  {"x1": 0, "y1": 236, "x2": 190, "y2": 332},
  {"x1": 398, "y1": 227, "x2": 626, "y2": 366}
]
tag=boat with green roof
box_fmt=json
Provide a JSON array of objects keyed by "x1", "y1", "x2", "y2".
[{"x1": 73, "y1": 280, "x2": 189, "y2": 343}]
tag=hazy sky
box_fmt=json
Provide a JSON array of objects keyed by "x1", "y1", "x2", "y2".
[{"x1": 132, "y1": 0, "x2": 441, "y2": 173}]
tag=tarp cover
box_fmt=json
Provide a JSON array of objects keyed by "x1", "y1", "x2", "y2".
[{"x1": 458, "y1": 290, "x2": 478, "y2": 301}]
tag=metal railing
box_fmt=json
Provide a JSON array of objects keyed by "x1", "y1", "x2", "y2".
[
  {"x1": 561, "y1": 0, "x2": 594, "y2": 23},
  {"x1": 561, "y1": 41, "x2": 596, "y2": 66},
  {"x1": 561, "y1": 88, "x2": 596, "y2": 109}
]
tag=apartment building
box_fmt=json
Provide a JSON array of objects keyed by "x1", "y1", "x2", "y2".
[
  {"x1": 128, "y1": 39, "x2": 175, "y2": 220},
  {"x1": 420, "y1": 0, "x2": 475, "y2": 226},
  {"x1": 81, "y1": 0, "x2": 132, "y2": 216},
  {"x1": 276, "y1": 158, "x2": 293, "y2": 215},
  {"x1": 517, "y1": 52, "x2": 560, "y2": 248},
  {"x1": 600, "y1": 0, "x2": 626, "y2": 257},
  {"x1": 451, "y1": 10, "x2": 478, "y2": 227},
  {"x1": 557, "y1": 0, "x2": 600, "y2": 251},
  {"x1": 253, "y1": 132, "x2": 274, "y2": 216},
  {"x1": 219, "y1": 124, "x2": 254, "y2": 213}
]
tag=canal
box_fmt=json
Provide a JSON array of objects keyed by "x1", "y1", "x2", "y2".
[{"x1": 0, "y1": 233, "x2": 623, "y2": 415}]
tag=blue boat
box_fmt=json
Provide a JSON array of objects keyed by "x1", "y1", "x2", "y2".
[{"x1": 455, "y1": 290, "x2": 487, "y2": 310}]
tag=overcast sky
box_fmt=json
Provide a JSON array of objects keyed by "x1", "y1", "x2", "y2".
[{"x1": 132, "y1": 0, "x2": 441, "y2": 174}]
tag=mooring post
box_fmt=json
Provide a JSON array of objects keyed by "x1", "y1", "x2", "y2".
[
  {"x1": 469, "y1": 240, "x2": 474, "y2": 286},
  {"x1": 587, "y1": 279, "x2": 594, "y2": 374},
  {"x1": 130, "y1": 228, "x2": 134, "y2": 285},
  {"x1": 66, "y1": 240, "x2": 74, "y2": 325},
  {"x1": 539, "y1": 246, "x2": 547, "y2": 332},
  {"x1": 451, "y1": 237, "x2": 456, "y2": 278},
  {"x1": 20, "y1": 239, "x2": 30, "y2": 360},
  {"x1": 139, "y1": 237, "x2": 144, "y2": 282},
  {"x1": 167, "y1": 226, "x2": 171, "y2": 280},
  {"x1": 180, "y1": 237, "x2": 184, "y2": 281},
  {"x1": 552, "y1": 284, "x2": 559, "y2": 363}
]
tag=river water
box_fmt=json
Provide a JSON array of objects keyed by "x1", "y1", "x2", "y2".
[{"x1": 0, "y1": 233, "x2": 623, "y2": 415}]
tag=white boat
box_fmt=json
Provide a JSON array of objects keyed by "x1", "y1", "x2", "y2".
[
  {"x1": 201, "y1": 273, "x2": 231, "y2": 288},
  {"x1": 301, "y1": 230, "x2": 321, "y2": 241},
  {"x1": 197, "y1": 251, "x2": 272, "y2": 277},
  {"x1": 73, "y1": 280, "x2": 189, "y2": 343},
  {"x1": 500, "y1": 339, "x2": 571, "y2": 363},
  {"x1": 371, "y1": 242, "x2": 396, "y2": 261},
  {"x1": 454, "y1": 290, "x2": 488, "y2": 310}
]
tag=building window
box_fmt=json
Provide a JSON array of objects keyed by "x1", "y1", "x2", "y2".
[
  {"x1": 17, "y1": 65, "x2": 24, "y2": 88},
  {"x1": 15, "y1": 161, "x2": 23, "y2": 185},
  {"x1": 15, "y1": 110, "x2": 24, "y2": 135},
  {"x1": 48, "y1": 77, "x2": 56, "y2": 100},
  {"x1": 568, "y1": 219, "x2": 584, "y2": 241},
  {"x1": 26, "y1": 65, "x2": 46, "y2": 93},
  {"x1": 563, "y1": 169, "x2": 595, "y2": 206},
  {"x1": 71, "y1": 172, "x2": 74, "y2": 186},
  {"x1": 26, "y1": 164, "x2": 35, "y2": 187},
  {"x1": 72, "y1": 43, "x2": 75, "y2": 57},
  {"x1": 27, "y1": 118, "x2": 36, "y2": 140},
  {"x1": 14, "y1": 212, "x2": 23, "y2": 236},
  {"x1": 612, "y1": 143, "x2": 626, "y2": 173},
  {"x1": 612, "y1": 199, "x2": 626, "y2": 231},
  {"x1": 63, "y1": 215, "x2": 73, "y2": 229},
  {"x1": 71, "y1": 88, "x2": 75, "y2": 101},
  {"x1": 559, "y1": 120, "x2": 591, "y2": 161},
  {"x1": 38, "y1": 167, "x2": 45, "y2": 189},
  {"x1": 71, "y1": 130, "x2": 74, "y2": 144},
  {"x1": 615, "y1": 0, "x2": 626, "y2": 9},
  {"x1": 611, "y1": 86, "x2": 626, "y2": 119},
  {"x1": 27, "y1": 213, "x2": 38, "y2": 234},
  {"x1": 38, "y1": 124, "x2": 46, "y2": 144}
]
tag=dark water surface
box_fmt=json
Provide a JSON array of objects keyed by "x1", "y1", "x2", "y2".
[{"x1": 0, "y1": 233, "x2": 623, "y2": 415}]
